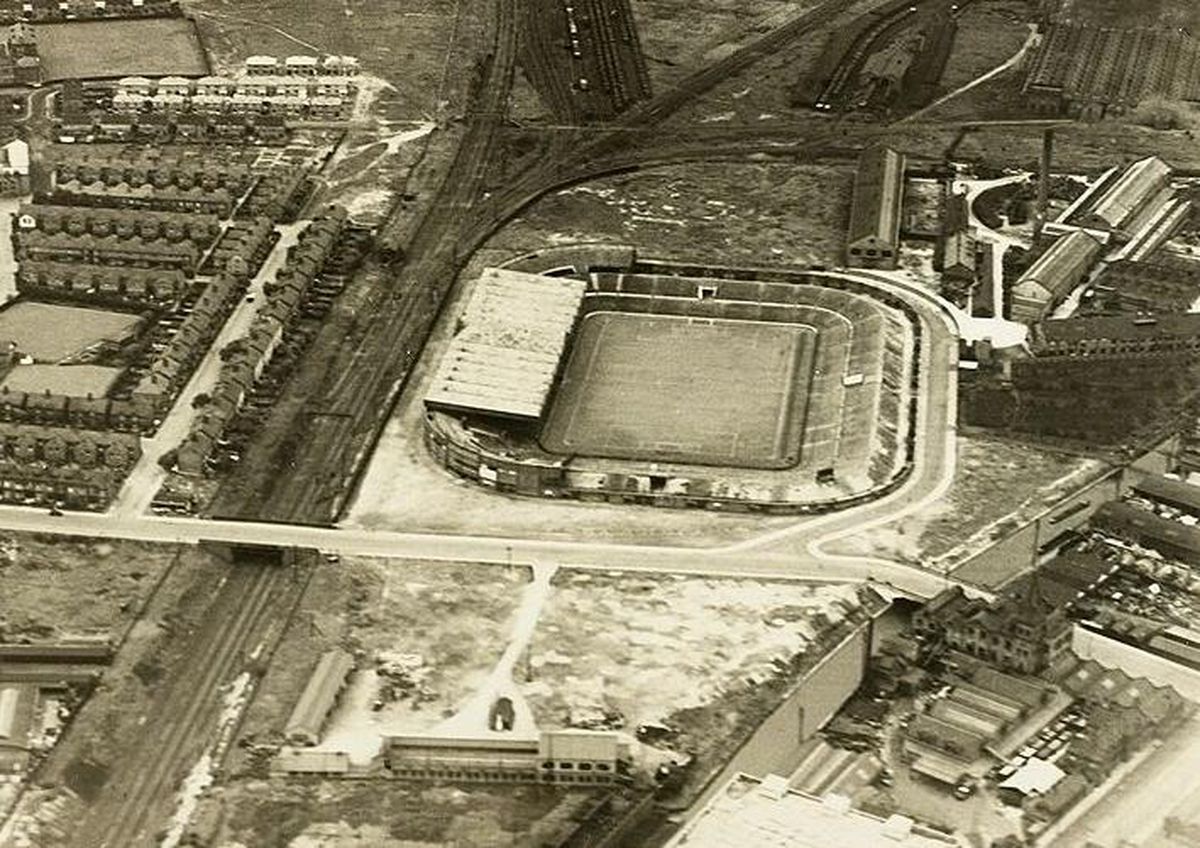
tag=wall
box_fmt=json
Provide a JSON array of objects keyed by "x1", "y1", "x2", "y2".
[{"x1": 686, "y1": 618, "x2": 873, "y2": 813}]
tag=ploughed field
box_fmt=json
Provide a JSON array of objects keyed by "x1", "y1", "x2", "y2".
[{"x1": 540, "y1": 311, "x2": 816, "y2": 469}]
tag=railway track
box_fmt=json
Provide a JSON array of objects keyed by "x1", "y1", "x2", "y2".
[
  {"x1": 77, "y1": 564, "x2": 284, "y2": 848},
  {"x1": 226, "y1": 0, "x2": 900, "y2": 524}
]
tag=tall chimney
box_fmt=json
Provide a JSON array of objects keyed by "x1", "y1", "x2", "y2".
[{"x1": 1035, "y1": 127, "x2": 1054, "y2": 239}]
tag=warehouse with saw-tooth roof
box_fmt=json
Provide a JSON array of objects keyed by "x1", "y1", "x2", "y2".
[{"x1": 424, "y1": 267, "x2": 587, "y2": 422}]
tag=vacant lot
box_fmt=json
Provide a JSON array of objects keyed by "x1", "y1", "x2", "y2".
[
  {"x1": 541, "y1": 313, "x2": 813, "y2": 468},
  {"x1": 0, "y1": 534, "x2": 178, "y2": 641},
  {"x1": 938, "y1": 0, "x2": 1032, "y2": 91},
  {"x1": 475, "y1": 162, "x2": 854, "y2": 273},
  {"x1": 520, "y1": 571, "x2": 863, "y2": 780},
  {"x1": 34, "y1": 19, "x2": 208, "y2": 81},
  {"x1": 202, "y1": 779, "x2": 602, "y2": 847},
  {"x1": 0, "y1": 364, "x2": 122, "y2": 397},
  {"x1": 826, "y1": 434, "x2": 1107, "y2": 567},
  {"x1": 234, "y1": 558, "x2": 526, "y2": 768},
  {"x1": 0, "y1": 302, "x2": 141, "y2": 363}
]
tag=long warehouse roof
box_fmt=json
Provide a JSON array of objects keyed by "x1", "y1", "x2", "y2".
[{"x1": 424, "y1": 267, "x2": 587, "y2": 421}]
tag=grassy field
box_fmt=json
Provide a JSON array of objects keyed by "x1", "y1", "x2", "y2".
[
  {"x1": 474, "y1": 162, "x2": 854, "y2": 274},
  {"x1": 541, "y1": 313, "x2": 813, "y2": 469},
  {"x1": 0, "y1": 364, "x2": 122, "y2": 398},
  {"x1": 201, "y1": 779, "x2": 602, "y2": 847},
  {"x1": 1055, "y1": 0, "x2": 1200, "y2": 31},
  {"x1": 0, "y1": 303, "x2": 142, "y2": 363},
  {"x1": 0, "y1": 534, "x2": 178, "y2": 641},
  {"x1": 938, "y1": 0, "x2": 1032, "y2": 91},
  {"x1": 34, "y1": 19, "x2": 208, "y2": 80}
]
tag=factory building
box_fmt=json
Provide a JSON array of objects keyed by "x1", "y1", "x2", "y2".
[
  {"x1": 1010, "y1": 230, "x2": 1104, "y2": 324},
  {"x1": 846, "y1": 146, "x2": 905, "y2": 270},
  {"x1": 913, "y1": 581, "x2": 1074, "y2": 676},
  {"x1": 1024, "y1": 24, "x2": 1200, "y2": 120},
  {"x1": 664, "y1": 774, "x2": 959, "y2": 848}
]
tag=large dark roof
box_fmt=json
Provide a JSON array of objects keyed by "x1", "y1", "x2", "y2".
[
  {"x1": 847, "y1": 146, "x2": 904, "y2": 247},
  {"x1": 1133, "y1": 474, "x2": 1200, "y2": 514},
  {"x1": 1094, "y1": 500, "x2": 1200, "y2": 556}
]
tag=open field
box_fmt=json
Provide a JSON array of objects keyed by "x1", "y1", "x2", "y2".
[
  {"x1": 0, "y1": 534, "x2": 178, "y2": 641},
  {"x1": 825, "y1": 434, "x2": 1106, "y2": 567},
  {"x1": 0, "y1": 302, "x2": 141, "y2": 363},
  {"x1": 520, "y1": 570, "x2": 864, "y2": 782},
  {"x1": 191, "y1": 0, "x2": 477, "y2": 120},
  {"x1": 0, "y1": 364, "x2": 123, "y2": 398},
  {"x1": 199, "y1": 779, "x2": 603, "y2": 847},
  {"x1": 34, "y1": 19, "x2": 208, "y2": 81},
  {"x1": 629, "y1": 0, "x2": 828, "y2": 92},
  {"x1": 233, "y1": 558, "x2": 527, "y2": 768},
  {"x1": 541, "y1": 312, "x2": 814, "y2": 469},
  {"x1": 1056, "y1": 0, "x2": 1200, "y2": 31},
  {"x1": 938, "y1": 0, "x2": 1032, "y2": 91},
  {"x1": 472, "y1": 162, "x2": 854, "y2": 274}
]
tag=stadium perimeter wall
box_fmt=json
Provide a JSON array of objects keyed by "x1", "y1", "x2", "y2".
[{"x1": 424, "y1": 250, "x2": 922, "y2": 514}]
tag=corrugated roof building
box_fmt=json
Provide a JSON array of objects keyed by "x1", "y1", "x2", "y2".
[
  {"x1": 665, "y1": 774, "x2": 961, "y2": 848},
  {"x1": 1011, "y1": 230, "x2": 1103, "y2": 324},
  {"x1": 1078, "y1": 156, "x2": 1172, "y2": 233},
  {"x1": 846, "y1": 146, "x2": 905, "y2": 270},
  {"x1": 284, "y1": 649, "x2": 354, "y2": 747},
  {"x1": 424, "y1": 268, "x2": 587, "y2": 421}
]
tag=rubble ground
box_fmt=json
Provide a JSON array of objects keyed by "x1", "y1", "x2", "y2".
[
  {"x1": 198, "y1": 779, "x2": 602, "y2": 848},
  {"x1": 826, "y1": 435, "x2": 1106, "y2": 568},
  {"x1": 0, "y1": 534, "x2": 180, "y2": 641},
  {"x1": 232, "y1": 557, "x2": 528, "y2": 770}
]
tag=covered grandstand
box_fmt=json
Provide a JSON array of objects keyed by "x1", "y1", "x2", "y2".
[
  {"x1": 423, "y1": 268, "x2": 587, "y2": 422},
  {"x1": 422, "y1": 256, "x2": 918, "y2": 513}
]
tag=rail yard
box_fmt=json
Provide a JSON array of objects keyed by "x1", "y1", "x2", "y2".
[{"x1": 7, "y1": 0, "x2": 1200, "y2": 846}]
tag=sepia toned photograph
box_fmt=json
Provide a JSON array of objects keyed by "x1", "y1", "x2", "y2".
[{"x1": 2, "y1": 0, "x2": 1200, "y2": 846}]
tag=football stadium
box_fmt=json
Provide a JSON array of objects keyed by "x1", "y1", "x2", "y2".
[{"x1": 423, "y1": 253, "x2": 919, "y2": 512}]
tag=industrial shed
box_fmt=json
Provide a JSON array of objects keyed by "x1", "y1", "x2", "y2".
[
  {"x1": 1093, "y1": 500, "x2": 1200, "y2": 563},
  {"x1": 1077, "y1": 156, "x2": 1172, "y2": 233},
  {"x1": 1011, "y1": 230, "x2": 1103, "y2": 324},
  {"x1": 424, "y1": 268, "x2": 587, "y2": 422},
  {"x1": 846, "y1": 146, "x2": 905, "y2": 270},
  {"x1": 1132, "y1": 474, "x2": 1200, "y2": 517},
  {"x1": 1024, "y1": 24, "x2": 1200, "y2": 119},
  {"x1": 284, "y1": 649, "x2": 354, "y2": 747}
]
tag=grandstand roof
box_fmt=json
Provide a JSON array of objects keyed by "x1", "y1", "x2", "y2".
[
  {"x1": 1084, "y1": 157, "x2": 1172, "y2": 231},
  {"x1": 1016, "y1": 230, "x2": 1103, "y2": 301},
  {"x1": 665, "y1": 774, "x2": 953, "y2": 848},
  {"x1": 424, "y1": 268, "x2": 587, "y2": 421},
  {"x1": 847, "y1": 146, "x2": 905, "y2": 248}
]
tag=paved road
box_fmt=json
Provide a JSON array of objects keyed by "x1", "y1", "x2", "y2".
[{"x1": 111, "y1": 223, "x2": 310, "y2": 518}]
